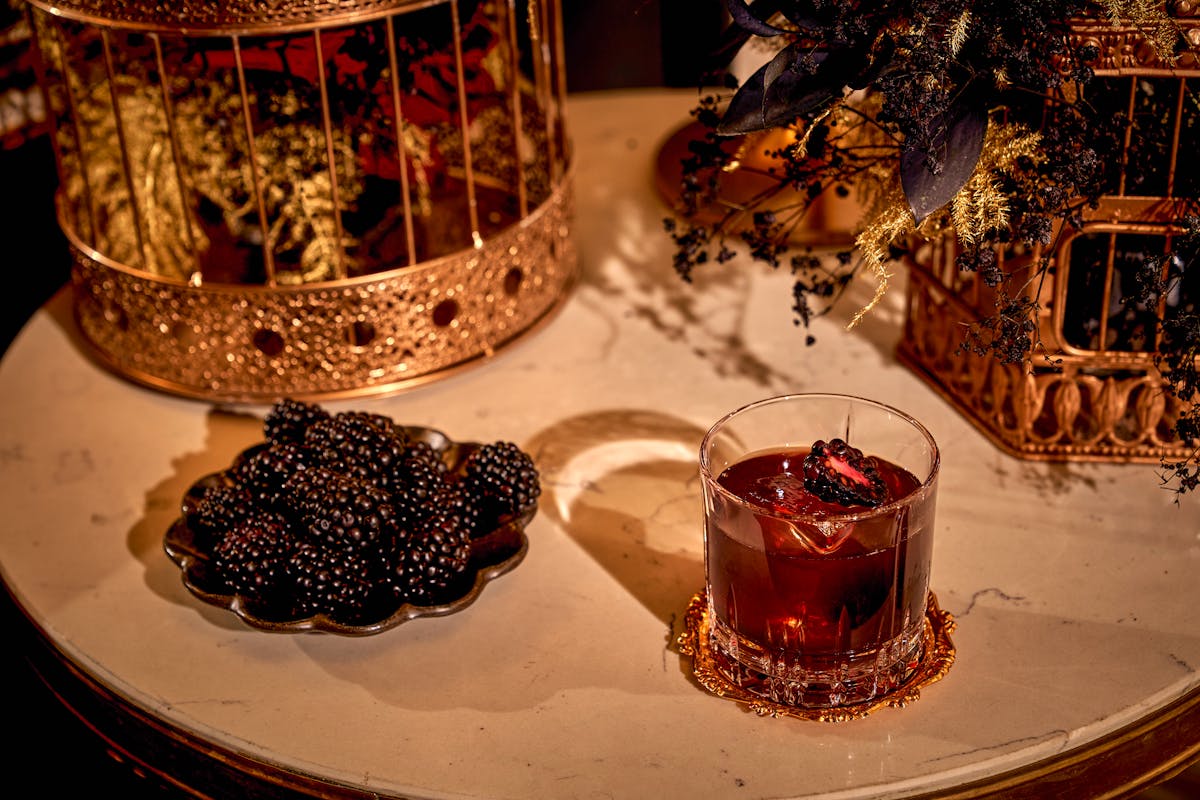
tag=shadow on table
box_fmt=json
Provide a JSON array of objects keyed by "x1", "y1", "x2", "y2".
[
  {"x1": 129, "y1": 406, "x2": 278, "y2": 633},
  {"x1": 527, "y1": 407, "x2": 708, "y2": 630}
]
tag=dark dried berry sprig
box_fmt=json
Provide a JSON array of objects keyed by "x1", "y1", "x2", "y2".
[
  {"x1": 1124, "y1": 215, "x2": 1200, "y2": 498},
  {"x1": 956, "y1": 294, "x2": 1048, "y2": 368}
]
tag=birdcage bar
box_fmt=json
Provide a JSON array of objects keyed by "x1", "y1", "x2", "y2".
[
  {"x1": 35, "y1": 16, "x2": 97, "y2": 247},
  {"x1": 501, "y1": 0, "x2": 529, "y2": 219},
  {"x1": 228, "y1": 35, "x2": 274, "y2": 285},
  {"x1": 99, "y1": 28, "x2": 147, "y2": 271},
  {"x1": 1166, "y1": 76, "x2": 1186, "y2": 197},
  {"x1": 383, "y1": 17, "x2": 418, "y2": 266},
  {"x1": 151, "y1": 33, "x2": 203, "y2": 278},
  {"x1": 311, "y1": 30, "x2": 349, "y2": 280},
  {"x1": 449, "y1": 0, "x2": 480, "y2": 242},
  {"x1": 529, "y1": 0, "x2": 557, "y2": 186}
]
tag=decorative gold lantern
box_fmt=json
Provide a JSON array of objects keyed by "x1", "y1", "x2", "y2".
[
  {"x1": 24, "y1": 0, "x2": 575, "y2": 402},
  {"x1": 899, "y1": 10, "x2": 1199, "y2": 463}
]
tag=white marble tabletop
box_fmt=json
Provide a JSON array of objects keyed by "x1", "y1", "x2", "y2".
[{"x1": 1, "y1": 88, "x2": 1198, "y2": 800}]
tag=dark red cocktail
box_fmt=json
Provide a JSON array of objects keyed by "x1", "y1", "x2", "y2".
[{"x1": 700, "y1": 394, "x2": 939, "y2": 708}]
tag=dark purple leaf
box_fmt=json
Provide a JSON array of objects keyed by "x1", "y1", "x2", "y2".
[
  {"x1": 705, "y1": 0, "x2": 789, "y2": 69},
  {"x1": 716, "y1": 44, "x2": 845, "y2": 135},
  {"x1": 725, "y1": 0, "x2": 792, "y2": 37},
  {"x1": 900, "y1": 99, "x2": 988, "y2": 225}
]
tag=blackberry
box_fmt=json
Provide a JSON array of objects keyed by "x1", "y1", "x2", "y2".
[
  {"x1": 303, "y1": 412, "x2": 410, "y2": 491},
  {"x1": 462, "y1": 441, "x2": 541, "y2": 521},
  {"x1": 264, "y1": 398, "x2": 330, "y2": 445},
  {"x1": 285, "y1": 465, "x2": 399, "y2": 554},
  {"x1": 231, "y1": 441, "x2": 316, "y2": 509},
  {"x1": 288, "y1": 541, "x2": 385, "y2": 621},
  {"x1": 403, "y1": 439, "x2": 448, "y2": 475},
  {"x1": 440, "y1": 481, "x2": 486, "y2": 540},
  {"x1": 188, "y1": 483, "x2": 257, "y2": 548},
  {"x1": 391, "y1": 451, "x2": 452, "y2": 531},
  {"x1": 801, "y1": 438, "x2": 888, "y2": 508},
  {"x1": 211, "y1": 514, "x2": 297, "y2": 615},
  {"x1": 336, "y1": 409, "x2": 397, "y2": 433},
  {"x1": 390, "y1": 506, "x2": 471, "y2": 605}
]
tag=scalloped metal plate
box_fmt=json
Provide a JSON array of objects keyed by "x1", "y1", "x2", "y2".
[{"x1": 163, "y1": 426, "x2": 533, "y2": 636}]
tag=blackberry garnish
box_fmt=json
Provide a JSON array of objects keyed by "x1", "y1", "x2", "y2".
[
  {"x1": 211, "y1": 514, "x2": 298, "y2": 615},
  {"x1": 285, "y1": 465, "x2": 399, "y2": 554},
  {"x1": 288, "y1": 541, "x2": 385, "y2": 621},
  {"x1": 303, "y1": 412, "x2": 410, "y2": 491},
  {"x1": 801, "y1": 438, "x2": 889, "y2": 508},
  {"x1": 461, "y1": 441, "x2": 541, "y2": 522},
  {"x1": 232, "y1": 441, "x2": 316, "y2": 510},
  {"x1": 390, "y1": 506, "x2": 471, "y2": 605}
]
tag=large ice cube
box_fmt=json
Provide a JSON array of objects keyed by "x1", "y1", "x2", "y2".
[{"x1": 745, "y1": 472, "x2": 810, "y2": 514}]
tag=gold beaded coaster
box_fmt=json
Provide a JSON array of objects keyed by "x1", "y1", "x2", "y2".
[{"x1": 677, "y1": 591, "x2": 957, "y2": 723}]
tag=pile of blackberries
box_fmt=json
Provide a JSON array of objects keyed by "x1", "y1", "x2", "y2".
[{"x1": 184, "y1": 399, "x2": 540, "y2": 623}]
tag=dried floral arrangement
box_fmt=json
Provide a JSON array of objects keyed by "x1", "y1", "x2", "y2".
[{"x1": 664, "y1": 0, "x2": 1199, "y2": 497}]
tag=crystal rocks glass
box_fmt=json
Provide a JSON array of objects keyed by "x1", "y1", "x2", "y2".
[{"x1": 699, "y1": 393, "x2": 941, "y2": 709}]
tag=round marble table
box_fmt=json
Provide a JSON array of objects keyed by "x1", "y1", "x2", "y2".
[{"x1": 1, "y1": 89, "x2": 1198, "y2": 800}]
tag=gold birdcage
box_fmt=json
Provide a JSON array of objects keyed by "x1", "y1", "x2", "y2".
[
  {"x1": 898, "y1": 10, "x2": 1199, "y2": 462},
  {"x1": 24, "y1": 0, "x2": 575, "y2": 402}
]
